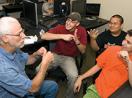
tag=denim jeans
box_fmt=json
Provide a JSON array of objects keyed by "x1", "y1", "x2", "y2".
[
  {"x1": 36, "y1": 53, "x2": 78, "y2": 98},
  {"x1": 26, "y1": 80, "x2": 58, "y2": 98}
]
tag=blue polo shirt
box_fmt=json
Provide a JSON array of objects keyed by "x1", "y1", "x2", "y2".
[{"x1": 0, "y1": 48, "x2": 32, "y2": 98}]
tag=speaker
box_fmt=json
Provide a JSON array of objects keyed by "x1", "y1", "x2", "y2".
[
  {"x1": 72, "y1": 0, "x2": 86, "y2": 17},
  {"x1": 54, "y1": 0, "x2": 70, "y2": 16}
]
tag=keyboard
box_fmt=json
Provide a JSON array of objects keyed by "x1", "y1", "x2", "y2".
[
  {"x1": 39, "y1": 15, "x2": 59, "y2": 21},
  {"x1": 40, "y1": 19, "x2": 58, "y2": 29}
]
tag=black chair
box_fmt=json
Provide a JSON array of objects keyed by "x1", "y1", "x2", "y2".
[{"x1": 109, "y1": 81, "x2": 132, "y2": 98}]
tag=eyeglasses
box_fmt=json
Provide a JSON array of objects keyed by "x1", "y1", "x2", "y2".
[
  {"x1": 66, "y1": 18, "x2": 78, "y2": 24},
  {"x1": 5, "y1": 29, "x2": 25, "y2": 37}
]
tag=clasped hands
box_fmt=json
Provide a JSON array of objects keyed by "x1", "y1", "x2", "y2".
[{"x1": 35, "y1": 47, "x2": 54, "y2": 64}]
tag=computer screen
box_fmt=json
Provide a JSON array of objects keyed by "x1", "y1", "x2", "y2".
[
  {"x1": 23, "y1": 0, "x2": 38, "y2": 27},
  {"x1": 54, "y1": 0, "x2": 70, "y2": 16},
  {"x1": 14, "y1": 0, "x2": 23, "y2": 4},
  {"x1": 86, "y1": 3, "x2": 101, "y2": 17},
  {"x1": 72, "y1": 0, "x2": 86, "y2": 17}
]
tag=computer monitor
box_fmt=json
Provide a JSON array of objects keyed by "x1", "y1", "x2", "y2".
[
  {"x1": 72, "y1": 0, "x2": 86, "y2": 17},
  {"x1": 14, "y1": 0, "x2": 23, "y2": 5},
  {"x1": 23, "y1": 0, "x2": 38, "y2": 27},
  {"x1": 54, "y1": 0, "x2": 70, "y2": 16},
  {"x1": 86, "y1": 3, "x2": 101, "y2": 17}
]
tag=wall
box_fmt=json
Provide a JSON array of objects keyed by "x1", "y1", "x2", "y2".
[{"x1": 87, "y1": 0, "x2": 132, "y2": 31}]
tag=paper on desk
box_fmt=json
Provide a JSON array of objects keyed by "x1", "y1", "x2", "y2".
[{"x1": 24, "y1": 35, "x2": 38, "y2": 45}]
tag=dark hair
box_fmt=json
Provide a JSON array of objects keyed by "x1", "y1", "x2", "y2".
[
  {"x1": 111, "y1": 14, "x2": 124, "y2": 24},
  {"x1": 127, "y1": 29, "x2": 132, "y2": 36}
]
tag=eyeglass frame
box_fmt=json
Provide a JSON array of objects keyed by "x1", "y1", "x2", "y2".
[
  {"x1": 4, "y1": 29, "x2": 25, "y2": 37},
  {"x1": 66, "y1": 18, "x2": 79, "y2": 24}
]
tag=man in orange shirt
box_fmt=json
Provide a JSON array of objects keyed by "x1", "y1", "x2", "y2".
[{"x1": 74, "y1": 31, "x2": 132, "y2": 98}]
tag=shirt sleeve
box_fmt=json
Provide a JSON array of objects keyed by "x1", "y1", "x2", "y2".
[
  {"x1": 96, "y1": 32, "x2": 106, "y2": 48},
  {"x1": 0, "y1": 59, "x2": 32, "y2": 97},
  {"x1": 48, "y1": 25, "x2": 61, "y2": 34}
]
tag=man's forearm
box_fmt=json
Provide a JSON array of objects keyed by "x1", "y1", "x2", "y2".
[
  {"x1": 90, "y1": 38, "x2": 99, "y2": 51},
  {"x1": 80, "y1": 64, "x2": 101, "y2": 80},
  {"x1": 41, "y1": 32, "x2": 63, "y2": 40},
  {"x1": 76, "y1": 43, "x2": 86, "y2": 54},
  {"x1": 29, "y1": 61, "x2": 49, "y2": 93},
  {"x1": 27, "y1": 52, "x2": 40, "y2": 65}
]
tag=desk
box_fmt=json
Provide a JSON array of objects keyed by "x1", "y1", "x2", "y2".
[
  {"x1": 20, "y1": 23, "x2": 49, "y2": 54},
  {"x1": 81, "y1": 18, "x2": 108, "y2": 30},
  {"x1": 2, "y1": 4, "x2": 23, "y2": 18},
  {"x1": 2, "y1": 4, "x2": 23, "y2": 14}
]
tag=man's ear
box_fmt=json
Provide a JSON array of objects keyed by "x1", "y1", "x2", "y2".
[{"x1": 1, "y1": 35, "x2": 9, "y2": 43}]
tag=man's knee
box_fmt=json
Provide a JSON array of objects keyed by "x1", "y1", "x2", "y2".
[
  {"x1": 49, "y1": 81, "x2": 58, "y2": 93},
  {"x1": 67, "y1": 73, "x2": 78, "y2": 82},
  {"x1": 40, "y1": 80, "x2": 58, "y2": 94}
]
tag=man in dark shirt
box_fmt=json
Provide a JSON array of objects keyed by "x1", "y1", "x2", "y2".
[{"x1": 88, "y1": 14, "x2": 127, "y2": 56}]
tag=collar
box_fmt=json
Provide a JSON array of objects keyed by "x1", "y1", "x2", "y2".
[{"x1": 0, "y1": 48, "x2": 17, "y2": 60}]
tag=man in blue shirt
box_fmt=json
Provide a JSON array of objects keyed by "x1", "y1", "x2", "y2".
[{"x1": 0, "y1": 17, "x2": 58, "y2": 98}]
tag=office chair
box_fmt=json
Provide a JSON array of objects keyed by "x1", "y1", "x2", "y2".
[{"x1": 109, "y1": 81, "x2": 132, "y2": 98}]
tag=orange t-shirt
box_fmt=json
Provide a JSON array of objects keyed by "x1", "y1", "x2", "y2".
[{"x1": 95, "y1": 46, "x2": 132, "y2": 98}]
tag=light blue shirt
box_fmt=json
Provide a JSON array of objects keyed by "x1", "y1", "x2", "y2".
[{"x1": 0, "y1": 48, "x2": 32, "y2": 98}]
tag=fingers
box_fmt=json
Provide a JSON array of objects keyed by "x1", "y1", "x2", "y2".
[
  {"x1": 119, "y1": 51, "x2": 129, "y2": 57},
  {"x1": 74, "y1": 29, "x2": 78, "y2": 37},
  {"x1": 87, "y1": 29, "x2": 99, "y2": 39},
  {"x1": 119, "y1": 51, "x2": 130, "y2": 63},
  {"x1": 74, "y1": 85, "x2": 78, "y2": 93},
  {"x1": 74, "y1": 84, "x2": 80, "y2": 93},
  {"x1": 87, "y1": 30, "x2": 90, "y2": 35},
  {"x1": 42, "y1": 51, "x2": 54, "y2": 63},
  {"x1": 63, "y1": 34, "x2": 74, "y2": 41},
  {"x1": 88, "y1": 29, "x2": 98, "y2": 34},
  {"x1": 77, "y1": 85, "x2": 81, "y2": 92},
  {"x1": 37, "y1": 47, "x2": 47, "y2": 56}
]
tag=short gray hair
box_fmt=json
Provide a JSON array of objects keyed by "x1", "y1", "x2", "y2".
[{"x1": 0, "y1": 17, "x2": 19, "y2": 35}]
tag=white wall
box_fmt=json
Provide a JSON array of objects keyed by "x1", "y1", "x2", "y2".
[{"x1": 87, "y1": 0, "x2": 132, "y2": 31}]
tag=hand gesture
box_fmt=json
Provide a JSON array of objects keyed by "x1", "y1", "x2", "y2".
[
  {"x1": 87, "y1": 29, "x2": 99, "y2": 40},
  {"x1": 62, "y1": 34, "x2": 74, "y2": 41},
  {"x1": 119, "y1": 50, "x2": 130, "y2": 63},
  {"x1": 73, "y1": 29, "x2": 80, "y2": 45},
  {"x1": 104, "y1": 43, "x2": 115, "y2": 49},
  {"x1": 36, "y1": 47, "x2": 47, "y2": 57},
  {"x1": 74, "y1": 76, "x2": 82, "y2": 93},
  {"x1": 41, "y1": 51, "x2": 54, "y2": 67}
]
